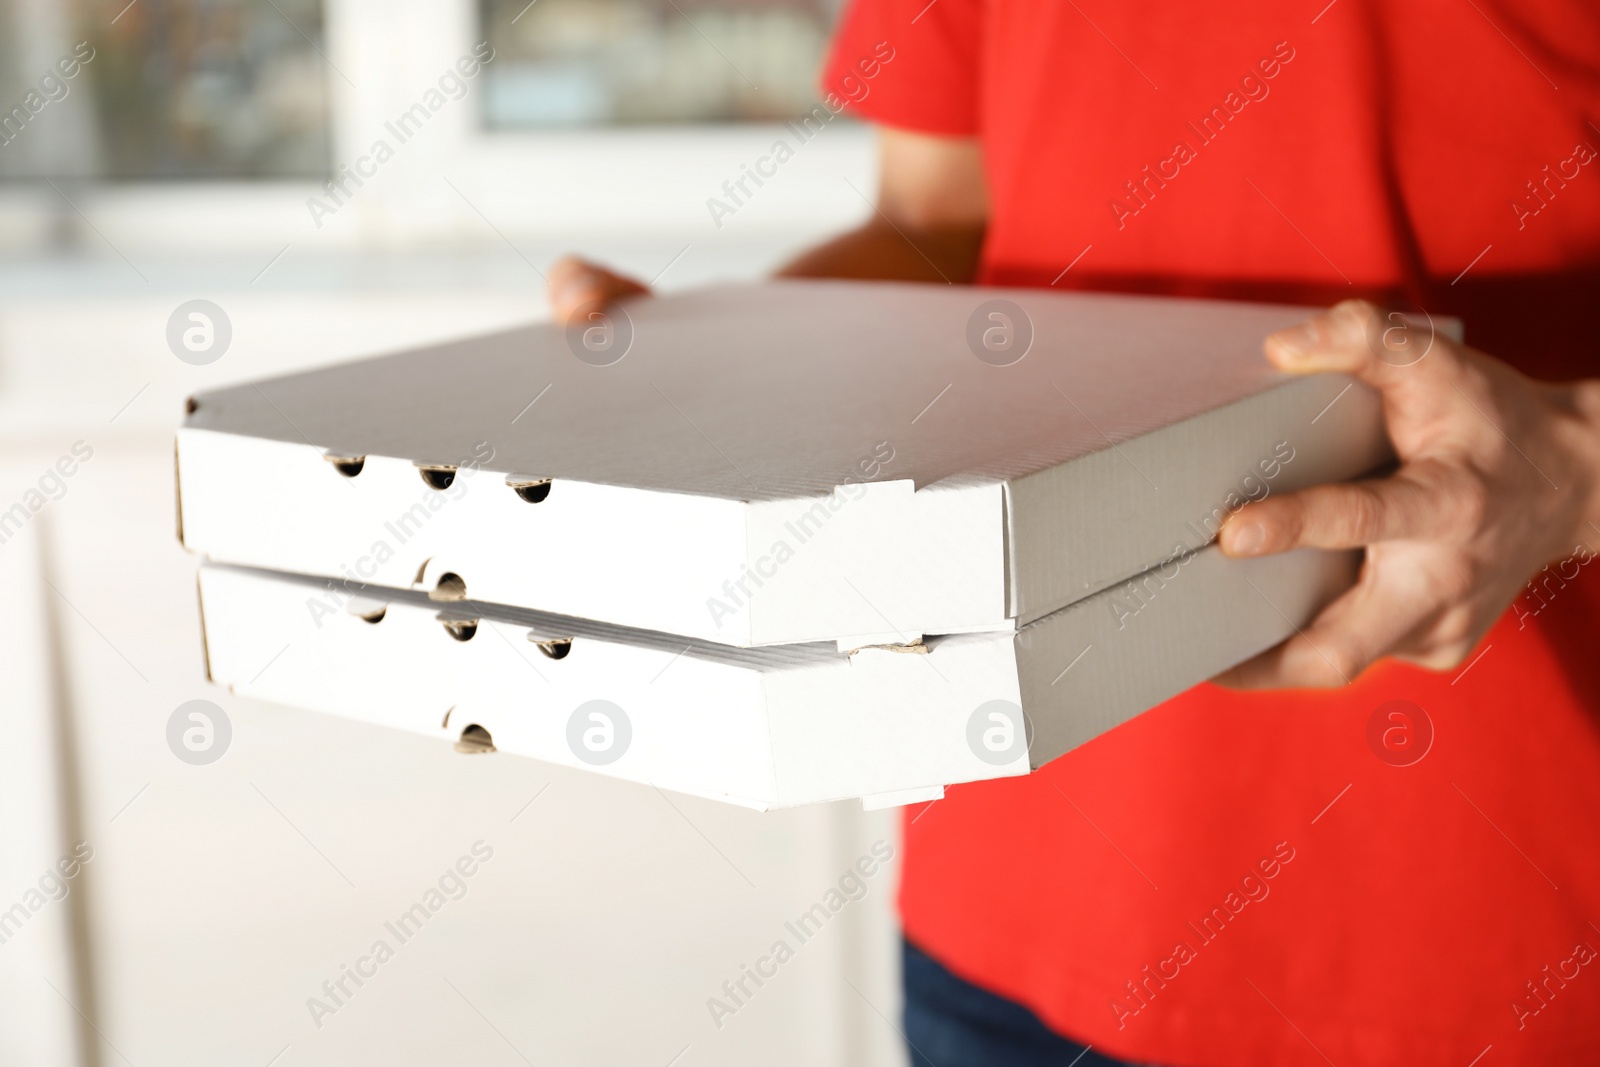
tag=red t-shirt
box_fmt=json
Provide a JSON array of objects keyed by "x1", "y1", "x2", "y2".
[{"x1": 822, "y1": 2, "x2": 1600, "y2": 1063}]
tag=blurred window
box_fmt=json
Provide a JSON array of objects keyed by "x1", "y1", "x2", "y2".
[
  {"x1": 479, "y1": 0, "x2": 839, "y2": 128},
  {"x1": 0, "y1": 0, "x2": 845, "y2": 182},
  {"x1": 0, "y1": 0, "x2": 331, "y2": 179}
]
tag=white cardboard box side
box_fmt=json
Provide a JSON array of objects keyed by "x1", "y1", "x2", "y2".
[
  {"x1": 197, "y1": 541, "x2": 1354, "y2": 809},
  {"x1": 741, "y1": 478, "x2": 1005, "y2": 646},
  {"x1": 178, "y1": 429, "x2": 763, "y2": 645}
]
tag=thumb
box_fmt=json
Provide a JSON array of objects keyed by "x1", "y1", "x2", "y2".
[
  {"x1": 548, "y1": 256, "x2": 650, "y2": 326},
  {"x1": 1264, "y1": 298, "x2": 1465, "y2": 427}
]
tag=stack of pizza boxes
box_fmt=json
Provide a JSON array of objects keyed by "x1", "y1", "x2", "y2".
[{"x1": 177, "y1": 281, "x2": 1394, "y2": 809}]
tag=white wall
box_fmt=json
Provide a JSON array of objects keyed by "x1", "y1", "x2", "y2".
[
  {"x1": 0, "y1": 255, "x2": 909, "y2": 1067},
  {"x1": 0, "y1": 0, "x2": 908, "y2": 1060}
]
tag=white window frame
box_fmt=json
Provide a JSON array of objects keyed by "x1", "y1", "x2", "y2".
[{"x1": 0, "y1": 0, "x2": 873, "y2": 255}]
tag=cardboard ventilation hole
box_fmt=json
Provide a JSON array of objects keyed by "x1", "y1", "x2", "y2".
[
  {"x1": 324, "y1": 454, "x2": 365, "y2": 478},
  {"x1": 454, "y1": 725, "x2": 495, "y2": 754}
]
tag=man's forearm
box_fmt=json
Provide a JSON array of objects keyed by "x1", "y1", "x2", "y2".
[
  {"x1": 1562, "y1": 378, "x2": 1600, "y2": 552},
  {"x1": 775, "y1": 218, "x2": 985, "y2": 285},
  {"x1": 544, "y1": 218, "x2": 982, "y2": 327}
]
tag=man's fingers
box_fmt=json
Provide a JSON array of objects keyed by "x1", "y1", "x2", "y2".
[
  {"x1": 548, "y1": 255, "x2": 650, "y2": 325},
  {"x1": 1220, "y1": 470, "x2": 1457, "y2": 555},
  {"x1": 1264, "y1": 299, "x2": 1377, "y2": 372},
  {"x1": 1263, "y1": 298, "x2": 1469, "y2": 407},
  {"x1": 1266, "y1": 298, "x2": 1422, "y2": 375}
]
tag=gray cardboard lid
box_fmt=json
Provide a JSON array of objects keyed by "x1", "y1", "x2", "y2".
[{"x1": 185, "y1": 278, "x2": 1320, "y2": 500}]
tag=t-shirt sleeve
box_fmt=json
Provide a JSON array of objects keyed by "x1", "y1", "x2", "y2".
[{"x1": 819, "y1": 0, "x2": 982, "y2": 136}]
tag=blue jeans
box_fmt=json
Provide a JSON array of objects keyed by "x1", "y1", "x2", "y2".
[{"x1": 903, "y1": 938, "x2": 1142, "y2": 1067}]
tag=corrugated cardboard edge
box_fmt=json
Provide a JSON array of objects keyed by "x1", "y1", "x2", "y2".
[
  {"x1": 1003, "y1": 372, "x2": 1388, "y2": 626},
  {"x1": 1000, "y1": 479, "x2": 1014, "y2": 619},
  {"x1": 173, "y1": 434, "x2": 186, "y2": 548},
  {"x1": 194, "y1": 568, "x2": 214, "y2": 685},
  {"x1": 1017, "y1": 545, "x2": 1360, "y2": 769}
]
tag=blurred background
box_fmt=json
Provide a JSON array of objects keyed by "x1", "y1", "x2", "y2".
[{"x1": 0, "y1": 1, "x2": 902, "y2": 1064}]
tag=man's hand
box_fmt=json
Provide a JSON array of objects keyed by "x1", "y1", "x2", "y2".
[
  {"x1": 1217, "y1": 299, "x2": 1600, "y2": 689},
  {"x1": 548, "y1": 255, "x2": 650, "y2": 325}
]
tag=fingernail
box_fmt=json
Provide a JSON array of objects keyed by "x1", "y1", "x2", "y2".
[
  {"x1": 551, "y1": 272, "x2": 595, "y2": 305},
  {"x1": 1226, "y1": 521, "x2": 1266, "y2": 556},
  {"x1": 1268, "y1": 323, "x2": 1317, "y2": 362}
]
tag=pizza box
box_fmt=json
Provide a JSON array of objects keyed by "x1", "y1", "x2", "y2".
[
  {"x1": 196, "y1": 543, "x2": 1357, "y2": 810},
  {"x1": 175, "y1": 280, "x2": 1394, "y2": 650}
]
